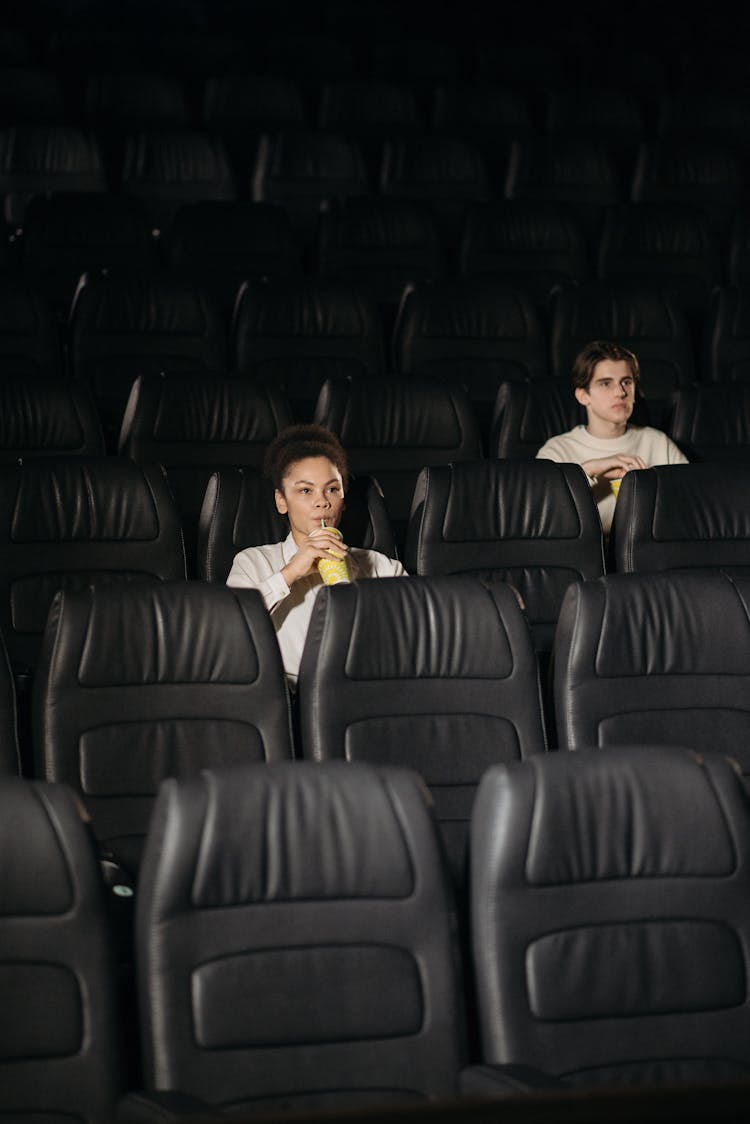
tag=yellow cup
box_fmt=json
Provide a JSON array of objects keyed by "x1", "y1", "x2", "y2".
[
  {"x1": 610, "y1": 478, "x2": 622, "y2": 498},
  {"x1": 316, "y1": 525, "x2": 350, "y2": 585}
]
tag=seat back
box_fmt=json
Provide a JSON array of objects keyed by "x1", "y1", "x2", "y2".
[
  {"x1": 0, "y1": 457, "x2": 186, "y2": 677},
  {"x1": 554, "y1": 570, "x2": 750, "y2": 770},
  {"x1": 119, "y1": 373, "x2": 293, "y2": 575},
  {"x1": 314, "y1": 374, "x2": 482, "y2": 550},
  {"x1": 703, "y1": 285, "x2": 750, "y2": 383},
  {"x1": 668, "y1": 381, "x2": 750, "y2": 463},
  {"x1": 611, "y1": 463, "x2": 750, "y2": 573},
  {"x1": 406, "y1": 460, "x2": 604, "y2": 652},
  {"x1": 0, "y1": 276, "x2": 63, "y2": 376},
  {"x1": 0, "y1": 124, "x2": 106, "y2": 226},
  {"x1": 34, "y1": 582, "x2": 293, "y2": 873},
  {"x1": 136, "y1": 761, "x2": 466, "y2": 1112},
  {"x1": 298, "y1": 575, "x2": 547, "y2": 875},
  {"x1": 471, "y1": 746, "x2": 750, "y2": 1087},
  {"x1": 0, "y1": 777, "x2": 123, "y2": 1119},
  {"x1": 490, "y1": 377, "x2": 586, "y2": 459},
  {"x1": 232, "y1": 278, "x2": 385, "y2": 421},
  {"x1": 0, "y1": 375, "x2": 104, "y2": 459},
  {"x1": 197, "y1": 467, "x2": 397, "y2": 583}
]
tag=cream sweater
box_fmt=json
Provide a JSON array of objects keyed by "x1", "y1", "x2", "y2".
[{"x1": 536, "y1": 425, "x2": 688, "y2": 534}]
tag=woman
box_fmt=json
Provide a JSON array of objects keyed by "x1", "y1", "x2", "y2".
[{"x1": 227, "y1": 423, "x2": 405, "y2": 687}]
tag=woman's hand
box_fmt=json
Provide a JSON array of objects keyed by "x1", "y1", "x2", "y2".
[
  {"x1": 582, "y1": 454, "x2": 647, "y2": 482},
  {"x1": 281, "y1": 527, "x2": 349, "y2": 587}
]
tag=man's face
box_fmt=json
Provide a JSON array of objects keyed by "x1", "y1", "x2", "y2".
[
  {"x1": 575, "y1": 358, "x2": 636, "y2": 431},
  {"x1": 274, "y1": 455, "x2": 345, "y2": 541}
]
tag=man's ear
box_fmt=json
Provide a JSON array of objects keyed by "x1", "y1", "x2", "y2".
[
  {"x1": 574, "y1": 386, "x2": 590, "y2": 407},
  {"x1": 274, "y1": 488, "x2": 288, "y2": 515}
]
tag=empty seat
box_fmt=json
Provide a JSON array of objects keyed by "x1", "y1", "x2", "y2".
[
  {"x1": 703, "y1": 285, "x2": 750, "y2": 382},
  {"x1": 597, "y1": 203, "x2": 720, "y2": 323},
  {"x1": 460, "y1": 200, "x2": 589, "y2": 309},
  {"x1": 631, "y1": 140, "x2": 742, "y2": 240},
  {"x1": 490, "y1": 377, "x2": 586, "y2": 460},
  {"x1": 471, "y1": 746, "x2": 750, "y2": 1088},
  {"x1": 610, "y1": 463, "x2": 750, "y2": 573},
  {"x1": 657, "y1": 92, "x2": 750, "y2": 149},
  {"x1": 120, "y1": 130, "x2": 237, "y2": 235},
  {"x1": 0, "y1": 777, "x2": 125, "y2": 1118},
  {"x1": 200, "y1": 75, "x2": 307, "y2": 178},
  {"x1": 318, "y1": 80, "x2": 422, "y2": 176},
  {"x1": 554, "y1": 570, "x2": 750, "y2": 769},
  {"x1": 34, "y1": 582, "x2": 294, "y2": 873},
  {"x1": 119, "y1": 373, "x2": 293, "y2": 575},
  {"x1": 314, "y1": 375, "x2": 482, "y2": 550},
  {"x1": 0, "y1": 375, "x2": 104, "y2": 458},
  {"x1": 0, "y1": 276, "x2": 63, "y2": 377},
  {"x1": 545, "y1": 90, "x2": 643, "y2": 179},
  {"x1": 136, "y1": 761, "x2": 472, "y2": 1111},
  {"x1": 84, "y1": 72, "x2": 190, "y2": 132},
  {"x1": 21, "y1": 192, "x2": 157, "y2": 316},
  {"x1": 0, "y1": 457, "x2": 185, "y2": 680},
  {"x1": 406, "y1": 460, "x2": 604, "y2": 653},
  {"x1": 232, "y1": 278, "x2": 385, "y2": 421},
  {"x1": 299, "y1": 576, "x2": 547, "y2": 876},
  {"x1": 380, "y1": 135, "x2": 489, "y2": 250},
  {"x1": 167, "y1": 201, "x2": 302, "y2": 313},
  {"x1": 549, "y1": 280, "x2": 694, "y2": 428},
  {"x1": 0, "y1": 125, "x2": 107, "y2": 227},
  {"x1": 393, "y1": 279, "x2": 547, "y2": 430},
  {"x1": 69, "y1": 271, "x2": 227, "y2": 447},
  {"x1": 432, "y1": 84, "x2": 533, "y2": 186},
  {"x1": 199, "y1": 466, "x2": 397, "y2": 582},
  {"x1": 505, "y1": 138, "x2": 621, "y2": 243},
  {"x1": 316, "y1": 196, "x2": 444, "y2": 326},
  {"x1": 252, "y1": 129, "x2": 369, "y2": 251},
  {"x1": 668, "y1": 382, "x2": 750, "y2": 463}
]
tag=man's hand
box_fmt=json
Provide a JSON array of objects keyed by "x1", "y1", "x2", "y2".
[{"x1": 582, "y1": 454, "x2": 647, "y2": 482}]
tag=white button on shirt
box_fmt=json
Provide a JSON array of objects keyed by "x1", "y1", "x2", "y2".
[{"x1": 227, "y1": 532, "x2": 406, "y2": 686}]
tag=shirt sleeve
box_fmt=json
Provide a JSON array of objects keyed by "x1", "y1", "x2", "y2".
[{"x1": 226, "y1": 549, "x2": 291, "y2": 612}]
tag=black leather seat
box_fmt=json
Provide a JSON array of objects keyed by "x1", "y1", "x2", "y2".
[
  {"x1": 298, "y1": 576, "x2": 547, "y2": 876},
  {"x1": 198, "y1": 466, "x2": 397, "y2": 583},
  {"x1": 0, "y1": 776, "x2": 125, "y2": 1118},
  {"x1": 471, "y1": 745, "x2": 750, "y2": 1088},
  {"x1": 668, "y1": 381, "x2": 750, "y2": 463},
  {"x1": 489, "y1": 377, "x2": 587, "y2": 460},
  {"x1": 631, "y1": 139, "x2": 742, "y2": 241},
  {"x1": 554, "y1": 570, "x2": 750, "y2": 771},
  {"x1": 136, "y1": 761, "x2": 472, "y2": 1112},
  {"x1": 610, "y1": 463, "x2": 750, "y2": 574},
  {"x1": 200, "y1": 75, "x2": 307, "y2": 180},
  {"x1": 0, "y1": 457, "x2": 186, "y2": 682},
  {"x1": 314, "y1": 374, "x2": 482, "y2": 552},
  {"x1": 406, "y1": 459, "x2": 604, "y2": 653},
  {"x1": 118, "y1": 372, "x2": 293, "y2": 576},
  {"x1": 703, "y1": 285, "x2": 750, "y2": 382},
  {"x1": 0, "y1": 625, "x2": 18, "y2": 774},
  {"x1": 34, "y1": 582, "x2": 294, "y2": 874},
  {"x1": 318, "y1": 80, "x2": 422, "y2": 179},
  {"x1": 0, "y1": 276, "x2": 64, "y2": 377},
  {"x1": 0, "y1": 375, "x2": 104, "y2": 459},
  {"x1": 393, "y1": 279, "x2": 547, "y2": 436},
  {"x1": 549, "y1": 280, "x2": 694, "y2": 429},
  {"x1": 0, "y1": 124, "x2": 107, "y2": 227},
  {"x1": 69, "y1": 271, "x2": 227, "y2": 448},
  {"x1": 544, "y1": 89, "x2": 643, "y2": 180},
  {"x1": 231, "y1": 278, "x2": 385, "y2": 422}
]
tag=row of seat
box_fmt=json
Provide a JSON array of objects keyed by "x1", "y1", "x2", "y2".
[
  {"x1": 4, "y1": 744, "x2": 750, "y2": 1117},
  {"x1": 4, "y1": 565, "x2": 750, "y2": 875}
]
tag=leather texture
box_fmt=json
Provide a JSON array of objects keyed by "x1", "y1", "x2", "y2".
[
  {"x1": 554, "y1": 570, "x2": 750, "y2": 768},
  {"x1": 704, "y1": 285, "x2": 750, "y2": 383},
  {"x1": 610, "y1": 463, "x2": 750, "y2": 573},
  {"x1": 314, "y1": 374, "x2": 482, "y2": 548},
  {"x1": 0, "y1": 777, "x2": 124, "y2": 1119},
  {"x1": 669, "y1": 381, "x2": 750, "y2": 463},
  {"x1": 119, "y1": 372, "x2": 292, "y2": 576},
  {"x1": 406, "y1": 460, "x2": 604, "y2": 651},
  {"x1": 197, "y1": 466, "x2": 397, "y2": 582},
  {"x1": 0, "y1": 456, "x2": 186, "y2": 675},
  {"x1": 33, "y1": 581, "x2": 293, "y2": 872},
  {"x1": 471, "y1": 746, "x2": 750, "y2": 1087},
  {"x1": 0, "y1": 124, "x2": 106, "y2": 226},
  {"x1": 0, "y1": 276, "x2": 64, "y2": 376},
  {"x1": 69, "y1": 270, "x2": 227, "y2": 444},
  {"x1": 393, "y1": 278, "x2": 546, "y2": 418},
  {"x1": 0, "y1": 624, "x2": 18, "y2": 774},
  {"x1": 0, "y1": 374, "x2": 104, "y2": 459},
  {"x1": 490, "y1": 377, "x2": 587, "y2": 460},
  {"x1": 136, "y1": 761, "x2": 467, "y2": 1113},
  {"x1": 298, "y1": 575, "x2": 547, "y2": 876},
  {"x1": 232, "y1": 277, "x2": 384, "y2": 420}
]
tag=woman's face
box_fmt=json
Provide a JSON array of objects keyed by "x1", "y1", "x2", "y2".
[{"x1": 274, "y1": 456, "x2": 345, "y2": 542}]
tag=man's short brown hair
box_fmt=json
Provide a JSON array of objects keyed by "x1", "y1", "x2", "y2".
[
  {"x1": 264, "y1": 423, "x2": 349, "y2": 492},
  {"x1": 571, "y1": 340, "x2": 641, "y2": 391}
]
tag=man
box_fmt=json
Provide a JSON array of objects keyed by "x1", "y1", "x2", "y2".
[{"x1": 536, "y1": 339, "x2": 688, "y2": 534}]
